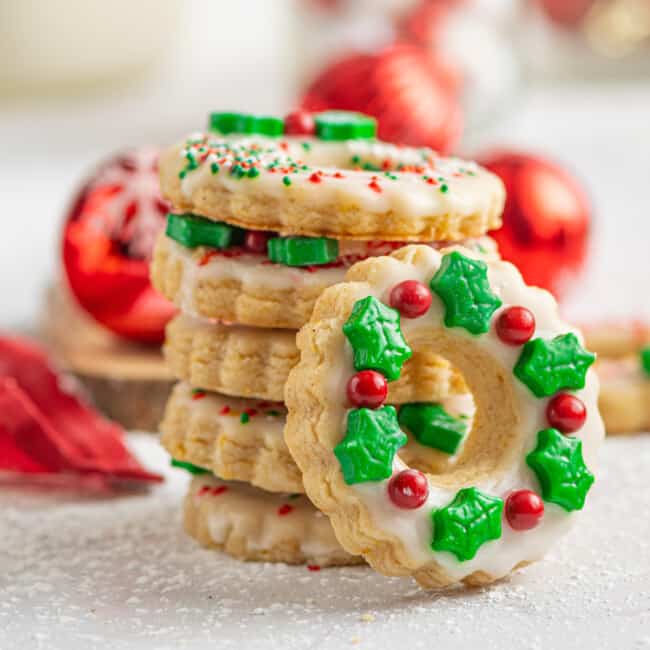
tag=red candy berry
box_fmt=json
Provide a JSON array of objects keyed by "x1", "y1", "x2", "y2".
[
  {"x1": 546, "y1": 393, "x2": 586, "y2": 433},
  {"x1": 244, "y1": 230, "x2": 272, "y2": 254},
  {"x1": 388, "y1": 470, "x2": 429, "y2": 509},
  {"x1": 505, "y1": 490, "x2": 544, "y2": 530},
  {"x1": 496, "y1": 306, "x2": 536, "y2": 345},
  {"x1": 284, "y1": 110, "x2": 315, "y2": 136},
  {"x1": 346, "y1": 370, "x2": 388, "y2": 409},
  {"x1": 389, "y1": 280, "x2": 432, "y2": 318}
]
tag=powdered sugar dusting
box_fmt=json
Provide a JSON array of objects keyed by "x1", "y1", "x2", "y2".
[{"x1": 0, "y1": 433, "x2": 648, "y2": 650}]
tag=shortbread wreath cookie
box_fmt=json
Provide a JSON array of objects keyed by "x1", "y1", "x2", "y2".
[
  {"x1": 595, "y1": 350, "x2": 650, "y2": 434},
  {"x1": 159, "y1": 110, "x2": 505, "y2": 241},
  {"x1": 152, "y1": 217, "x2": 499, "y2": 329},
  {"x1": 184, "y1": 474, "x2": 362, "y2": 567},
  {"x1": 582, "y1": 320, "x2": 650, "y2": 359},
  {"x1": 165, "y1": 313, "x2": 462, "y2": 404},
  {"x1": 285, "y1": 245, "x2": 604, "y2": 588},
  {"x1": 161, "y1": 382, "x2": 475, "y2": 494},
  {"x1": 161, "y1": 382, "x2": 302, "y2": 493}
]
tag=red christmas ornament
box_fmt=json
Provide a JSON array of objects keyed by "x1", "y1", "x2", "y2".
[
  {"x1": 546, "y1": 393, "x2": 586, "y2": 433},
  {"x1": 301, "y1": 43, "x2": 462, "y2": 154},
  {"x1": 480, "y1": 151, "x2": 590, "y2": 299},
  {"x1": 536, "y1": 0, "x2": 595, "y2": 28},
  {"x1": 496, "y1": 306, "x2": 536, "y2": 345},
  {"x1": 346, "y1": 370, "x2": 388, "y2": 409},
  {"x1": 284, "y1": 109, "x2": 316, "y2": 136},
  {"x1": 62, "y1": 147, "x2": 176, "y2": 344},
  {"x1": 388, "y1": 469, "x2": 429, "y2": 509},
  {"x1": 244, "y1": 230, "x2": 272, "y2": 254},
  {"x1": 505, "y1": 489, "x2": 544, "y2": 530},
  {"x1": 389, "y1": 280, "x2": 432, "y2": 318}
]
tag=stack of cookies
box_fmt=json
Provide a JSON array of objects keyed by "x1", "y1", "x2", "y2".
[{"x1": 151, "y1": 110, "x2": 505, "y2": 567}]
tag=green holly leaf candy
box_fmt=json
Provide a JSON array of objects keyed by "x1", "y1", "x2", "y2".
[
  {"x1": 640, "y1": 347, "x2": 650, "y2": 378},
  {"x1": 208, "y1": 112, "x2": 284, "y2": 137},
  {"x1": 430, "y1": 251, "x2": 502, "y2": 335},
  {"x1": 253, "y1": 115, "x2": 285, "y2": 137},
  {"x1": 431, "y1": 487, "x2": 503, "y2": 562},
  {"x1": 267, "y1": 236, "x2": 339, "y2": 266},
  {"x1": 315, "y1": 111, "x2": 377, "y2": 141},
  {"x1": 334, "y1": 406, "x2": 407, "y2": 484},
  {"x1": 166, "y1": 213, "x2": 245, "y2": 249},
  {"x1": 343, "y1": 296, "x2": 412, "y2": 381},
  {"x1": 514, "y1": 333, "x2": 595, "y2": 398},
  {"x1": 526, "y1": 428, "x2": 594, "y2": 512},
  {"x1": 398, "y1": 403, "x2": 467, "y2": 455},
  {"x1": 171, "y1": 459, "x2": 210, "y2": 475}
]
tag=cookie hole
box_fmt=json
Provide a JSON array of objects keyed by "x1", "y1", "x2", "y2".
[{"x1": 393, "y1": 326, "x2": 522, "y2": 489}]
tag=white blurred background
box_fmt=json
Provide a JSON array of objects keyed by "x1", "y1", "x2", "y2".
[{"x1": 1, "y1": 0, "x2": 648, "y2": 329}]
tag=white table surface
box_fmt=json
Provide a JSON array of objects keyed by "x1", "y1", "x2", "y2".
[{"x1": 1, "y1": 433, "x2": 649, "y2": 650}]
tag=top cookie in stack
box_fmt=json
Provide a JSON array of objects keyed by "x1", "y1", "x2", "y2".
[{"x1": 151, "y1": 110, "x2": 505, "y2": 567}]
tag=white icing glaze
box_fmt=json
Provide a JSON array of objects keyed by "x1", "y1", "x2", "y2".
[
  {"x1": 173, "y1": 382, "x2": 286, "y2": 448},
  {"x1": 190, "y1": 475, "x2": 345, "y2": 560},
  {"x1": 323, "y1": 245, "x2": 604, "y2": 582},
  {"x1": 165, "y1": 236, "x2": 498, "y2": 319},
  {"x1": 178, "y1": 133, "x2": 503, "y2": 222}
]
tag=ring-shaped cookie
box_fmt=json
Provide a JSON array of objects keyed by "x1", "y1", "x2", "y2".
[
  {"x1": 159, "y1": 112, "x2": 505, "y2": 241},
  {"x1": 285, "y1": 245, "x2": 604, "y2": 588}
]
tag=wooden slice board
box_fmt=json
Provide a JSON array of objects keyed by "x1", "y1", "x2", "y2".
[{"x1": 40, "y1": 284, "x2": 173, "y2": 432}]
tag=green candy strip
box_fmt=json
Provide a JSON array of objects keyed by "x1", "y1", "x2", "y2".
[
  {"x1": 398, "y1": 403, "x2": 467, "y2": 455},
  {"x1": 640, "y1": 347, "x2": 650, "y2": 377},
  {"x1": 267, "y1": 236, "x2": 339, "y2": 267},
  {"x1": 315, "y1": 111, "x2": 377, "y2": 141},
  {"x1": 170, "y1": 459, "x2": 210, "y2": 475},
  {"x1": 166, "y1": 213, "x2": 244, "y2": 249},
  {"x1": 208, "y1": 112, "x2": 284, "y2": 137}
]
